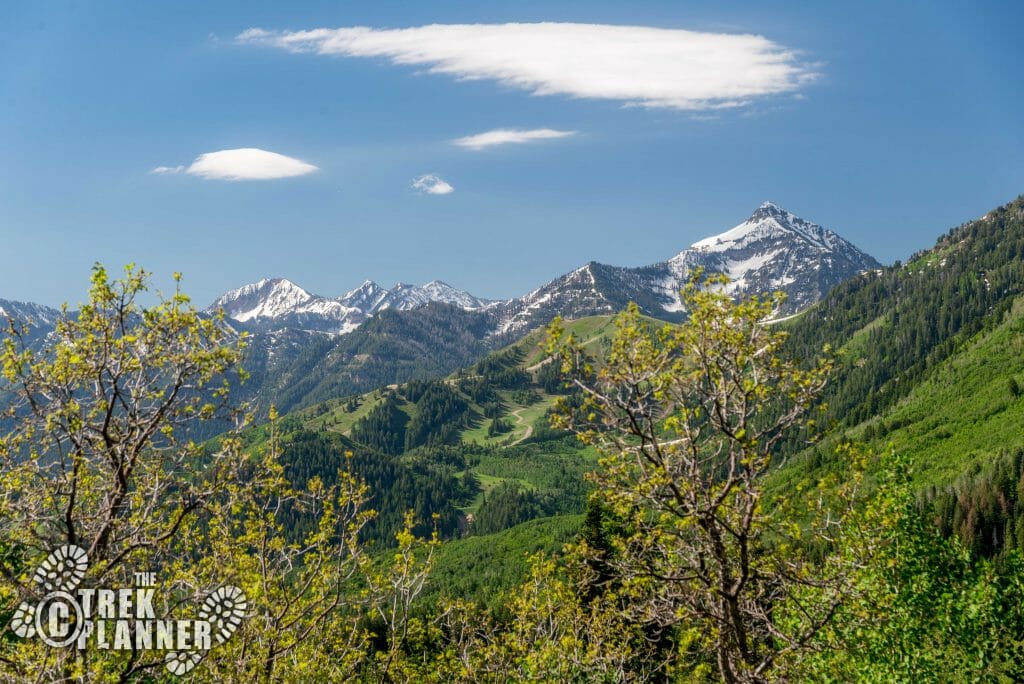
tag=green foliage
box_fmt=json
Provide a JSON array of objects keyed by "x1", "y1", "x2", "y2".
[
  {"x1": 781, "y1": 195, "x2": 1024, "y2": 445},
  {"x1": 277, "y1": 429, "x2": 465, "y2": 545},
  {"x1": 0, "y1": 263, "x2": 247, "y2": 573},
  {"x1": 1009, "y1": 376, "x2": 1022, "y2": 399},
  {"x1": 350, "y1": 393, "x2": 408, "y2": 455},
  {"x1": 796, "y1": 455, "x2": 1024, "y2": 681},
  {"x1": 486, "y1": 416, "x2": 513, "y2": 436},
  {"x1": 472, "y1": 483, "x2": 542, "y2": 536},
  {"x1": 0, "y1": 267, "x2": 442, "y2": 681},
  {"x1": 467, "y1": 439, "x2": 593, "y2": 520},
  {"x1": 919, "y1": 447, "x2": 1024, "y2": 558},
  {"x1": 422, "y1": 514, "x2": 583, "y2": 609},
  {"x1": 473, "y1": 347, "x2": 531, "y2": 390},
  {"x1": 404, "y1": 381, "x2": 471, "y2": 450},
  {"x1": 548, "y1": 273, "x2": 850, "y2": 682}
]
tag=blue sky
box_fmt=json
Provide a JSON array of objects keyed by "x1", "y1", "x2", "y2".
[{"x1": 2, "y1": 1, "x2": 1022, "y2": 307}]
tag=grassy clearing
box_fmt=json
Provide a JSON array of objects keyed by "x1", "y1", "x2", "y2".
[
  {"x1": 419, "y1": 514, "x2": 585, "y2": 609},
  {"x1": 302, "y1": 393, "x2": 385, "y2": 435}
]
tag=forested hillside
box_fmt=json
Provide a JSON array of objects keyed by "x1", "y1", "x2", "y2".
[
  {"x1": 236, "y1": 316, "x2": 628, "y2": 553},
  {"x1": 783, "y1": 195, "x2": 1024, "y2": 433},
  {"x1": 775, "y1": 195, "x2": 1024, "y2": 557},
  {"x1": 251, "y1": 302, "x2": 496, "y2": 414}
]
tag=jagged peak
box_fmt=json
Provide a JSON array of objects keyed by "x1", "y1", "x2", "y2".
[
  {"x1": 341, "y1": 279, "x2": 383, "y2": 297},
  {"x1": 689, "y1": 203, "x2": 834, "y2": 253},
  {"x1": 748, "y1": 200, "x2": 798, "y2": 223},
  {"x1": 0, "y1": 299, "x2": 59, "y2": 322},
  {"x1": 214, "y1": 277, "x2": 313, "y2": 303},
  {"x1": 572, "y1": 261, "x2": 603, "y2": 274}
]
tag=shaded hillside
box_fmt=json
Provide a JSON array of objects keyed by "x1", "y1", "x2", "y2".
[
  {"x1": 258, "y1": 302, "x2": 497, "y2": 414},
  {"x1": 782, "y1": 195, "x2": 1024, "y2": 442}
]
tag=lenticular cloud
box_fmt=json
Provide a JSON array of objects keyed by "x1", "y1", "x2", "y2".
[
  {"x1": 185, "y1": 148, "x2": 318, "y2": 181},
  {"x1": 238, "y1": 23, "x2": 818, "y2": 111}
]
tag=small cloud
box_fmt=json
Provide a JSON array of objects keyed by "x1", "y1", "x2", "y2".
[
  {"x1": 152, "y1": 148, "x2": 318, "y2": 181},
  {"x1": 453, "y1": 128, "x2": 576, "y2": 150},
  {"x1": 412, "y1": 174, "x2": 454, "y2": 195}
]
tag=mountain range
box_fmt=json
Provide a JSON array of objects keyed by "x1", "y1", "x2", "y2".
[
  {"x1": 207, "y1": 201, "x2": 879, "y2": 338},
  {"x1": 209, "y1": 278, "x2": 498, "y2": 336},
  {"x1": 0, "y1": 202, "x2": 879, "y2": 412}
]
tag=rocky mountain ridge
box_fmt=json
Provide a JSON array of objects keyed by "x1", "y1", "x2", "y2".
[{"x1": 207, "y1": 202, "x2": 879, "y2": 338}]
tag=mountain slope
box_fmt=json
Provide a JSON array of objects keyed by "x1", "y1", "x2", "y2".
[
  {"x1": 765, "y1": 196, "x2": 1024, "y2": 559},
  {"x1": 0, "y1": 299, "x2": 59, "y2": 339},
  {"x1": 851, "y1": 295, "x2": 1024, "y2": 485},
  {"x1": 293, "y1": 314, "x2": 630, "y2": 446},
  {"x1": 261, "y1": 303, "x2": 498, "y2": 413}
]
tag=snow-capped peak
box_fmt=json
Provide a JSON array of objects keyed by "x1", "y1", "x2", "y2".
[
  {"x1": 688, "y1": 202, "x2": 835, "y2": 254},
  {"x1": 338, "y1": 280, "x2": 388, "y2": 312},
  {"x1": 207, "y1": 275, "x2": 494, "y2": 334},
  {"x1": 207, "y1": 278, "x2": 364, "y2": 334},
  {"x1": 210, "y1": 278, "x2": 318, "y2": 322},
  {"x1": 371, "y1": 280, "x2": 494, "y2": 312}
]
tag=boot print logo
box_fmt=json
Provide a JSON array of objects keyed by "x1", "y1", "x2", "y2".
[{"x1": 8, "y1": 545, "x2": 247, "y2": 676}]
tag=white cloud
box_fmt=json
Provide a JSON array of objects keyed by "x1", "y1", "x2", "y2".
[
  {"x1": 412, "y1": 174, "x2": 454, "y2": 195},
  {"x1": 453, "y1": 128, "x2": 576, "y2": 150},
  {"x1": 184, "y1": 148, "x2": 318, "y2": 181},
  {"x1": 237, "y1": 23, "x2": 818, "y2": 111},
  {"x1": 153, "y1": 148, "x2": 318, "y2": 181}
]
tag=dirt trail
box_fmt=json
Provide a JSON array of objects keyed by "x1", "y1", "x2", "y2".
[{"x1": 509, "y1": 407, "x2": 533, "y2": 445}]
